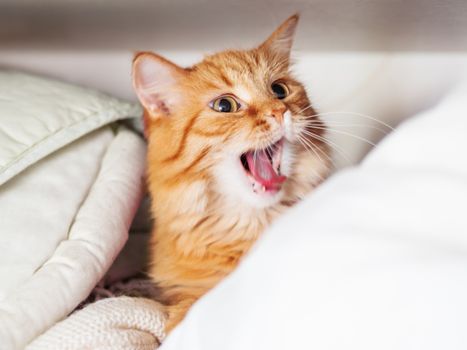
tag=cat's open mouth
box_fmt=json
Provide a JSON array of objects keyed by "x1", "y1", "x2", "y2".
[{"x1": 240, "y1": 138, "x2": 287, "y2": 194}]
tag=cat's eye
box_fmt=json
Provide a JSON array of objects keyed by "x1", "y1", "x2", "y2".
[
  {"x1": 271, "y1": 82, "x2": 289, "y2": 99},
  {"x1": 211, "y1": 96, "x2": 240, "y2": 113}
]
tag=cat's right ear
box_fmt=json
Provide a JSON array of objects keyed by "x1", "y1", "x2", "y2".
[{"x1": 132, "y1": 52, "x2": 186, "y2": 118}]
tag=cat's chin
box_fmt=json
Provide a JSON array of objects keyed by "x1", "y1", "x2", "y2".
[
  {"x1": 223, "y1": 172, "x2": 285, "y2": 209},
  {"x1": 237, "y1": 172, "x2": 285, "y2": 209},
  {"x1": 244, "y1": 184, "x2": 285, "y2": 208}
]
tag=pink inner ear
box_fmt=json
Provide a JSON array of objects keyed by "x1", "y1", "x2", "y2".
[
  {"x1": 137, "y1": 56, "x2": 176, "y2": 90},
  {"x1": 133, "y1": 54, "x2": 182, "y2": 116}
]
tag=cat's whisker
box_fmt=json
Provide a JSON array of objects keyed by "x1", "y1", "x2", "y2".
[
  {"x1": 295, "y1": 104, "x2": 314, "y2": 115},
  {"x1": 302, "y1": 120, "x2": 390, "y2": 135},
  {"x1": 298, "y1": 129, "x2": 353, "y2": 165},
  {"x1": 300, "y1": 129, "x2": 366, "y2": 164},
  {"x1": 297, "y1": 111, "x2": 394, "y2": 131},
  {"x1": 295, "y1": 137, "x2": 330, "y2": 183},
  {"x1": 301, "y1": 126, "x2": 377, "y2": 147},
  {"x1": 296, "y1": 134, "x2": 333, "y2": 166},
  {"x1": 296, "y1": 135, "x2": 325, "y2": 165}
]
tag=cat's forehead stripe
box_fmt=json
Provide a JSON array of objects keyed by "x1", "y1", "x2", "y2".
[
  {"x1": 199, "y1": 49, "x2": 286, "y2": 102},
  {"x1": 235, "y1": 86, "x2": 252, "y2": 103}
]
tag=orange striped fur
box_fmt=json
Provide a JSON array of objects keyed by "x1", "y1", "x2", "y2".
[{"x1": 132, "y1": 14, "x2": 330, "y2": 333}]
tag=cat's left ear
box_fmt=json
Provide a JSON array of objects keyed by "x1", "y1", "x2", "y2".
[
  {"x1": 132, "y1": 52, "x2": 186, "y2": 118},
  {"x1": 259, "y1": 14, "x2": 299, "y2": 61}
]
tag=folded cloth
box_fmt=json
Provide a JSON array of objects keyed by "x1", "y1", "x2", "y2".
[
  {"x1": 0, "y1": 71, "x2": 145, "y2": 349},
  {"x1": 27, "y1": 297, "x2": 166, "y2": 350}
]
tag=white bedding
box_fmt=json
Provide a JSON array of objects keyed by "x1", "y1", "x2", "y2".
[
  {"x1": 0, "y1": 71, "x2": 145, "y2": 349},
  {"x1": 162, "y1": 83, "x2": 467, "y2": 349}
]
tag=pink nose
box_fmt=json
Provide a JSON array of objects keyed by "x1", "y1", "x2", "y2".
[{"x1": 269, "y1": 107, "x2": 286, "y2": 123}]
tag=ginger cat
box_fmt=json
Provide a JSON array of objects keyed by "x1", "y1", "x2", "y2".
[{"x1": 132, "y1": 14, "x2": 330, "y2": 333}]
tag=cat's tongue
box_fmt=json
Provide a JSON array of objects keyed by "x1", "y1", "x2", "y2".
[{"x1": 245, "y1": 149, "x2": 286, "y2": 191}]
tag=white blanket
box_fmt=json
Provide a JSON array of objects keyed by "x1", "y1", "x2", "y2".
[
  {"x1": 0, "y1": 71, "x2": 145, "y2": 349},
  {"x1": 162, "y1": 84, "x2": 467, "y2": 349},
  {"x1": 27, "y1": 297, "x2": 166, "y2": 350}
]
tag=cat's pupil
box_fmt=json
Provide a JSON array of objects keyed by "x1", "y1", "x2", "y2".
[
  {"x1": 272, "y1": 83, "x2": 287, "y2": 99},
  {"x1": 218, "y1": 98, "x2": 232, "y2": 112}
]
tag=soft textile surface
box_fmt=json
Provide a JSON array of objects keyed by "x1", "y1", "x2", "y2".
[
  {"x1": 0, "y1": 70, "x2": 141, "y2": 186},
  {"x1": 0, "y1": 127, "x2": 146, "y2": 349},
  {"x1": 0, "y1": 128, "x2": 113, "y2": 299},
  {"x1": 161, "y1": 84, "x2": 467, "y2": 349},
  {"x1": 0, "y1": 71, "x2": 145, "y2": 349},
  {"x1": 27, "y1": 297, "x2": 166, "y2": 350}
]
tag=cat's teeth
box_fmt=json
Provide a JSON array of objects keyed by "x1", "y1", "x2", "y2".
[
  {"x1": 249, "y1": 178, "x2": 270, "y2": 194},
  {"x1": 252, "y1": 181, "x2": 260, "y2": 193},
  {"x1": 252, "y1": 182, "x2": 267, "y2": 194}
]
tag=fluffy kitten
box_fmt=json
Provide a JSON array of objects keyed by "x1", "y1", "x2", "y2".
[{"x1": 132, "y1": 14, "x2": 330, "y2": 333}]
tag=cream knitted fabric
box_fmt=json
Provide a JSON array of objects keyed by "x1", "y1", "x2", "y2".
[{"x1": 26, "y1": 297, "x2": 166, "y2": 350}]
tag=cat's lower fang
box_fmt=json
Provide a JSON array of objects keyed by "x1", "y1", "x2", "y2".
[{"x1": 251, "y1": 180, "x2": 266, "y2": 193}]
